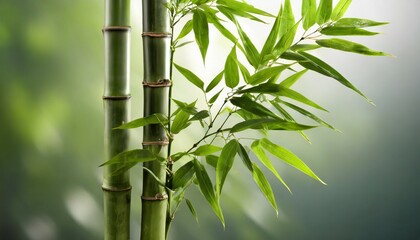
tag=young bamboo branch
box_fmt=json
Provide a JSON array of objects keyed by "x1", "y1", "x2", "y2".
[{"x1": 102, "y1": 0, "x2": 132, "y2": 239}]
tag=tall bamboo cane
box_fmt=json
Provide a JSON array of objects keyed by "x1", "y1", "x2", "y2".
[
  {"x1": 140, "y1": 0, "x2": 171, "y2": 239},
  {"x1": 102, "y1": 0, "x2": 131, "y2": 239}
]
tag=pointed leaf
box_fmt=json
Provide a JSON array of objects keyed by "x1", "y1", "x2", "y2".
[
  {"x1": 209, "y1": 89, "x2": 223, "y2": 105},
  {"x1": 260, "y1": 138, "x2": 325, "y2": 184},
  {"x1": 280, "y1": 69, "x2": 309, "y2": 88},
  {"x1": 320, "y1": 26, "x2": 378, "y2": 36},
  {"x1": 100, "y1": 149, "x2": 157, "y2": 167},
  {"x1": 206, "y1": 70, "x2": 224, "y2": 92},
  {"x1": 176, "y1": 19, "x2": 193, "y2": 41},
  {"x1": 251, "y1": 140, "x2": 290, "y2": 192},
  {"x1": 216, "y1": 139, "x2": 239, "y2": 194},
  {"x1": 205, "y1": 155, "x2": 219, "y2": 168},
  {"x1": 230, "y1": 118, "x2": 316, "y2": 133},
  {"x1": 277, "y1": 87, "x2": 328, "y2": 111},
  {"x1": 334, "y1": 18, "x2": 388, "y2": 28},
  {"x1": 189, "y1": 110, "x2": 210, "y2": 122},
  {"x1": 174, "y1": 63, "x2": 204, "y2": 90},
  {"x1": 193, "y1": 159, "x2": 225, "y2": 226},
  {"x1": 251, "y1": 163, "x2": 278, "y2": 214},
  {"x1": 193, "y1": 10, "x2": 209, "y2": 62},
  {"x1": 316, "y1": 0, "x2": 333, "y2": 25},
  {"x1": 290, "y1": 44, "x2": 321, "y2": 52},
  {"x1": 217, "y1": 0, "x2": 274, "y2": 17},
  {"x1": 260, "y1": 7, "x2": 283, "y2": 64},
  {"x1": 230, "y1": 95, "x2": 279, "y2": 119},
  {"x1": 249, "y1": 65, "x2": 289, "y2": 85},
  {"x1": 114, "y1": 113, "x2": 168, "y2": 129},
  {"x1": 302, "y1": 0, "x2": 316, "y2": 30},
  {"x1": 237, "y1": 144, "x2": 253, "y2": 172},
  {"x1": 331, "y1": 0, "x2": 352, "y2": 21},
  {"x1": 271, "y1": 20, "x2": 300, "y2": 60},
  {"x1": 235, "y1": 20, "x2": 260, "y2": 68},
  {"x1": 224, "y1": 46, "x2": 239, "y2": 88},
  {"x1": 192, "y1": 144, "x2": 223, "y2": 156},
  {"x1": 316, "y1": 38, "x2": 390, "y2": 56},
  {"x1": 171, "y1": 110, "x2": 191, "y2": 134},
  {"x1": 279, "y1": 0, "x2": 295, "y2": 37},
  {"x1": 185, "y1": 199, "x2": 199, "y2": 223},
  {"x1": 173, "y1": 161, "x2": 195, "y2": 189},
  {"x1": 238, "y1": 62, "x2": 251, "y2": 83}
]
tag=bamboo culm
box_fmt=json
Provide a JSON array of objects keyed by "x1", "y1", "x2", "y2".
[
  {"x1": 140, "y1": 0, "x2": 171, "y2": 239},
  {"x1": 102, "y1": 0, "x2": 132, "y2": 239}
]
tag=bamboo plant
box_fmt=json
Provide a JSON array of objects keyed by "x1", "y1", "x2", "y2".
[
  {"x1": 101, "y1": 0, "x2": 389, "y2": 239},
  {"x1": 101, "y1": 0, "x2": 132, "y2": 239}
]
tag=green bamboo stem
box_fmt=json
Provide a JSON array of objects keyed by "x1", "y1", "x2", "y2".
[
  {"x1": 102, "y1": 0, "x2": 131, "y2": 239},
  {"x1": 141, "y1": 0, "x2": 171, "y2": 239}
]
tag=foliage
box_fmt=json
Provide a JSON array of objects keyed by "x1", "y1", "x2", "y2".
[{"x1": 101, "y1": 0, "x2": 388, "y2": 234}]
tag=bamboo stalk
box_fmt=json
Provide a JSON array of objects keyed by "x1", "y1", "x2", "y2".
[
  {"x1": 141, "y1": 0, "x2": 171, "y2": 239},
  {"x1": 102, "y1": 0, "x2": 131, "y2": 239}
]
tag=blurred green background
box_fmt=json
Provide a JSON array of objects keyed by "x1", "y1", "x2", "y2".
[{"x1": 1, "y1": 0, "x2": 419, "y2": 239}]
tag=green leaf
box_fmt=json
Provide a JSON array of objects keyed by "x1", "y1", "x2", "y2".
[
  {"x1": 206, "y1": 70, "x2": 224, "y2": 92},
  {"x1": 217, "y1": 0, "x2": 274, "y2": 17},
  {"x1": 280, "y1": 69, "x2": 309, "y2": 88},
  {"x1": 251, "y1": 163, "x2": 278, "y2": 214},
  {"x1": 189, "y1": 110, "x2": 210, "y2": 122},
  {"x1": 217, "y1": 5, "x2": 266, "y2": 23},
  {"x1": 316, "y1": 38, "x2": 390, "y2": 56},
  {"x1": 230, "y1": 95, "x2": 279, "y2": 119},
  {"x1": 235, "y1": 20, "x2": 260, "y2": 68},
  {"x1": 277, "y1": 86, "x2": 328, "y2": 111},
  {"x1": 238, "y1": 62, "x2": 251, "y2": 84},
  {"x1": 270, "y1": 20, "x2": 300, "y2": 61},
  {"x1": 114, "y1": 113, "x2": 168, "y2": 129},
  {"x1": 185, "y1": 199, "x2": 199, "y2": 223},
  {"x1": 331, "y1": 0, "x2": 352, "y2": 21},
  {"x1": 279, "y1": 0, "x2": 295, "y2": 37},
  {"x1": 279, "y1": 99, "x2": 338, "y2": 131},
  {"x1": 230, "y1": 118, "x2": 316, "y2": 133},
  {"x1": 173, "y1": 161, "x2": 195, "y2": 189},
  {"x1": 216, "y1": 139, "x2": 239, "y2": 195},
  {"x1": 237, "y1": 143, "x2": 253, "y2": 172},
  {"x1": 260, "y1": 7, "x2": 283, "y2": 65},
  {"x1": 193, "y1": 159, "x2": 225, "y2": 226},
  {"x1": 100, "y1": 149, "x2": 157, "y2": 167},
  {"x1": 290, "y1": 44, "x2": 321, "y2": 52},
  {"x1": 237, "y1": 82, "x2": 282, "y2": 94},
  {"x1": 205, "y1": 155, "x2": 219, "y2": 168},
  {"x1": 176, "y1": 19, "x2": 193, "y2": 41},
  {"x1": 298, "y1": 51, "x2": 371, "y2": 102},
  {"x1": 316, "y1": 0, "x2": 333, "y2": 25},
  {"x1": 192, "y1": 144, "x2": 223, "y2": 156},
  {"x1": 320, "y1": 26, "x2": 378, "y2": 36},
  {"x1": 260, "y1": 138, "x2": 325, "y2": 184},
  {"x1": 333, "y1": 18, "x2": 388, "y2": 28},
  {"x1": 205, "y1": 12, "x2": 242, "y2": 49},
  {"x1": 171, "y1": 110, "x2": 191, "y2": 134},
  {"x1": 209, "y1": 89, "x2": 223, "y2": 105},
  {"x1": 193, "y1": 10, "x2": 209, "y2": 62},
  {"x1": 251, "y1": 140, "x2": 290, "y2": 192},
  {"x1": 249, "y1": 65, "x2": 289, "y2": 85},
  {"x1": 224, "y1": 46, "x2": 239, "y2": 88},
  {"x1": 174, "y1": 63, "x2": 204, "y2": 90},
  {"x1": 302, "y1": 0, "x2": 316, "y2": 30},
  {"x1": 172, "y1": 99, "x2": 198, "y2": 116}
]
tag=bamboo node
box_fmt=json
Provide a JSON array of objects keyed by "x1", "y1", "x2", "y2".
[
  {"x1": 103, "y1": 95, "x2": 131, "y2": 100},
  {"x1": 142, "y1": 32, "x2": 172, "y2": 38},
  {"x1": 141, "y1": 192, "x2": 168, "y2": 201},
  {"x1": 102, "y1": 26, "x2": 131, "y2": 33},
  {"x1": 142, "y1": 139, "x2": 170, "y2": 146},
  {"x1": 142, "y1": 79, "x2": 172, "y2": 88},
  {"x1": 102, "y1": 185, "x2": 132, "y2": 192}
]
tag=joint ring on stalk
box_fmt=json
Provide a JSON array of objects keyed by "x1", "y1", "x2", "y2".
[
  {"x1": 102, "y1": 26, "x2": 131, "y2": 33},
  {"x1": 141, "y1": 192, "x2": 168, "y2": 201},
  {"x1": 142, "y1": 32, "x2": 172, "y2": 38},
  {"x1": 142, "y1": 139, "x2": 170, "y2": 146},
  {"x1": 143, "y1": 79, "x2": 172, "y2": 88}
]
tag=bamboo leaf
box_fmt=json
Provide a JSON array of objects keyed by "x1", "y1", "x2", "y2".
[
  {"x1": 193, "y1": 9, "x2": 209, "y2": 62},
  {"x1": 206, "y1": 70, "x2": 224, "y2": 92},
  {"x1": 277, "y1": 87, "x2": 328, "y2": 111},
  {"x1": 280, "y1": 69, "x2": 309, "y2": 88},
  {"x1": 260, "y1": 7, "x2": 283, "y2": 65},
  {"x1": 173, "y1": 161, "x2": 195, "y2": 189},
  {"x1": 235, "y1": 20, "x2": 260, "y2": 68},
  {"x1": 316, "y1": 38, "x2": 390, "y2": 56},
  {"x1": 205, "y1": 155, "x2": 219, "y2": 168},
  {"x1": 298, "y1": 51, "x2": 371, "y2": 102},
  {"x1": 224, "y1": 46, "x2": 239, "y2": 88},
  {"x1": 217, "y1": 5, "x2": 266, "y2": 23},
  {"x1": 331, "y1": 0, "x2": 352, "y2": 21},
  {"x1": 237, "y1": 143, "x2": 253, "y2": 172},
  {"x1": 279, "y1": 99, "x2": 338, "y2": 131},
  {"x1": 316, "y1": 0, "x2": 333, "y2": 25},
  {"x1": 216, "y1": 139, "x2": 239, "y2": 195},
  {"x1": 209, "y1": 89, "x2": 223, "y2": 105},
  {"x1": 100, "y1": 149, "x2": 157, "y2": 167},
  {"x1": 193, "y1": 159, "x2": 225, "y2": 226},
  {"x1": 290, "y1": 44, "x2": 321, "y2": 52},
  {"x1": 270, "y1": 20, "x2": 300, "y2": 61},
  {"x1": 205, "y1": 11, "x2": 242, "y2": 49},
  {"x1": 251, "y1": 163, "x2": 278, "y2": 214},
  {"x1": 237, "y1": 82, "x2": 282, "y2": 94},
  {"x1": 230, "y1": 95, "x2": 279, "y2": 119},
  {"x1": 279, "y1": 0, "x2": 295, "y2": 37},
  {"x1": 174, "y1": 63, "x2": 205, "y2": 90},
  {"x1": 217, "y1": 0, "x2": 274, "y2": 17},
  {"x1": 171, "y1": 110, "x2": 191, "y2": 134},
  {"x1": 189, "y1": 110, "x2": 210, "y2": 122},
  {"x1": 251, "y1": 140, "x2": 290, "y2": 192},
  {"x1": 333, "y1": 18, "x2": 388, "y2": 28},
  {"x1": 260, "y1": 138, "x2": 325, "y2": 184},
  {"x1": 238, "y1": 61, "x2": 251, "y2": 84},
  {"x1": 176, "y1": 19, "x2": 193, "y2": 41},
  {"x1": 192, "y1": 144, "x2": 223, "y2": 156},
  {"x1": 114, "y1": 113, "x2": 168, "y2": 129},
  {"x1": 320, "y1": 27, "x2": 378, "y2": 36},
  {"x1": 230, "y1": 118, "x2": 316, "y2": 133},
  {"x1": 249, "y1": 65, "x2": 289, "y2": 85},
  {"x1": 185, "y1": 199, "x2": 199, "y2": 223},
  {"x1": 302, "y1": 0, "x2": 316, "y2": 30}
]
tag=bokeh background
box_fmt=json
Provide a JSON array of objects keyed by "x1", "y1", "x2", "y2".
[{"x1": 1, "y1": 0, "x2": 419, "y2": 239}]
